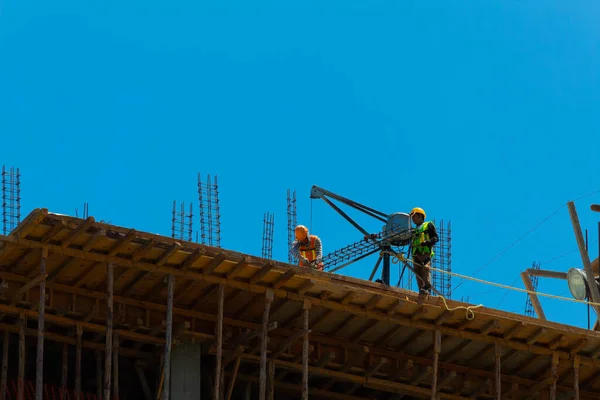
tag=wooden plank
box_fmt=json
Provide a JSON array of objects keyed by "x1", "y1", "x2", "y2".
[
  {"x1": 226, "y1": 257, "x2": 250, "y2": 280},
  {"x1": 163, "y1": 275, "x2": 174, "y2": 400},
  {"x1": 104, "y1": 263, "x2": 114, "y2": 400},
  {"x1": 251, "y1": 264, "x2": 274, "y2": 285},
  {"x1": 75, "y1": 325, "x2": 82, "y2": 399},
  {"x1": 521, "y1": 272, "x2": 546, "y2": 320},
  {"x1": 135, "y1": 363, "x2": 153, "y2": 400},
  {"x1": 214, "y1": 284, "x2": 224, "y2": 400},
  {"x1": 267, "y1": 361, "x2": 275, "y2": 400},
  {"x1": 35, "y1": 249, "x2": 47, "y2": 400},
  {"x1": 180, "y1": 247, "x2": 203, "y2": 271},
  {"x1": 526, "y1": 269, "x2": 567, "y2": 280},
  {"x1": 108, "y1": 229, "x2": 136, "y2": 257},
  {"x1": 259, "y1": 289, "x2": 274, "y2": 400}
]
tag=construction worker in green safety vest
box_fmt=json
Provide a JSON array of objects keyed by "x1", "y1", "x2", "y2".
[{"x1": 409, "y1": 207, "x2": 439, "y2": 295}]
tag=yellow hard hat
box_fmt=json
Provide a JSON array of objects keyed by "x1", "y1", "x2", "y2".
[
  {"x1": 295, "y1": 225, "x2": 309, "y2": 241},
  {"x1": 410, "y1": 207, "x2": 426, "y2": 219}
]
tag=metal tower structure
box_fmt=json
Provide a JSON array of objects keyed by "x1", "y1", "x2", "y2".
[
  {"x1": 198, "y1": 173, "x2": 221, "y2": 247},
  {"x1": 262, "y1": 212, "x2": 275, "y2": 260},
  {"x1": 431, "y1": 219, "x2": 452, "y2": 298},
  {"x1": 525, "y1": 261, "x2": 541, "y2": 317},
  {"x1": 2, "y1": 165, "x2": 21, "y2": 235},
  {"x1": 172, "y1": 201, "x2": 193, "y2": 242},
  {"x1": 287, "y1": 189, "x2": 297, "y2": 264}
]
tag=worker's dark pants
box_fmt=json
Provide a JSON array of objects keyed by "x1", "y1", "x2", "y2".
[{"x1": 413, "y1": 255, "x2": 432, "y2": 291}]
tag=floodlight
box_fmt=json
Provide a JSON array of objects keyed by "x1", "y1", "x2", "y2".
[{"x1": 567, "y1": 268, "x2": 589, "y2": 300}]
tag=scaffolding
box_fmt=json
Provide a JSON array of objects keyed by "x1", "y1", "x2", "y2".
[
  {"x1": 262, "y1": 212, "x2": 275, "y2": 260},
  {"x1": 525, "y1": 261, "x2": 541, "y2": 317},
  {"x1": 287, "y1": 189, "x2": 297, "y2": 264},
  {"x1": 172, "y1": 201, "x2": 193, "y2": 242},
  {"x1": 1, "y1": 165, "x2": 21, "y2": 235},
  {"x1": 198, "y1": 173, "x2": 221, "y2": 247}
]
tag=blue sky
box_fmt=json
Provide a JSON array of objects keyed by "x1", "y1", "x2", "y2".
[{"x1": 1, "y1": 0, "x2": 599, "y2": 328}]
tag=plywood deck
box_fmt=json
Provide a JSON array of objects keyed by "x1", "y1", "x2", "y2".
[{"x1": 0, "y1": 208, "x2": 599, "y2": 399}]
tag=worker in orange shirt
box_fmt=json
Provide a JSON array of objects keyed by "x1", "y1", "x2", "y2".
[{"x1": 291, "y1": 225, "x2": 324, "y2": 270}]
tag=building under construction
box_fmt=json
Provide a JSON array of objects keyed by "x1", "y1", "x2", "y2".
[{"x1": 0, "y1": 208, "x2": 600, "y2": 400}]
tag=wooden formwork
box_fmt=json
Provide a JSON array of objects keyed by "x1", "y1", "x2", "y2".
[{"x1": 0, "y1": 209, "x2": 599, "y2": 399}]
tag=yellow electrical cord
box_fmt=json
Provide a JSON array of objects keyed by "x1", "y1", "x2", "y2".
[{"x1": 380, "y1": 249, "x2": 600, "y2": 321}]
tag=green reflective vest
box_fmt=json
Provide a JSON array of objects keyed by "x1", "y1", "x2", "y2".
[{"x1": 412, "y1": 222, "x2": 435, "y2": 257}]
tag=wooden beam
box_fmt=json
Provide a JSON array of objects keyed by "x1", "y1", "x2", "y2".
[
  {"x1": 75, "y1": 325, "x2": 82, "y2": 399},
  {"x1": 267, "y1": 361, "x2": 275, "y2": 400},
  {"x1": 431, "y1": 329, "x2": 441, "y2": 400},
  {"x1": 61, "y1": 217, "x2": 95, "y2": 249},
  {"x1": 302, "y1": 301, "x2": 310, "y2": 400},
  {"x1": 550, "y1": 352, "x2": 558, "y2": 400},
  {"x1": 250, "y1": 263, "x2": 274, "y2": 285},
  {"x1": 568, "y1": 202, "x2": 600, "y2": 316},
  {"x1": 12, "y1": 274, "x2": 46, "y2": 305},
  {"x1": 136, "y1": 363, "x2": 153, "y2": 400},
  {"x1": 259, "y1": 289, "x2": 274, "y2": 400},
  {"x1": 35, "y1": 248, "x2": 47, "y2": 400},
  {"x1": 226, "y1": 357, "x2": 241, "y2": 400},
  {"x1": 225, "y1": 257, "x2": 250, "y2": 280},
  {"x1": 273, "y1": 269, "x2": 296, "y2": 289},
  {"x1": 494, "y1": 343, "x2": 501, "y2": 400},
  {"x1": 61, "y1": 344, "x2": 67, "y2": 400},
  {"x1": 521, "y1": 272, "x2": 546, "y2": 320},
  {"x1": 574, "y1": 354, "x2": 580, "y2": 400},
  {"x1": 18, "y1": 315, "x2": 25, "y2": 400},
  {"x1": 214, "y1": 284, "x2": 225, "y2": 400},
  {"x1": 0, "y1": 331, "x2": 8, "y2": 400},
  {"x1": 113, "y1": 333, "x2": 120, "y2": 400},
  {"x1": 526, "y1": 269, "x2": 567, "y2": 280},
  {"x1": 2, "y1": 235, "x2": 600, "y2": 369},
  {"x1": 96, "y1": 351, "x2": 102, "y2": 400},
  {"x1": 104, "y1": 263, "x2": 114, "y2": 400},
  {"x1": 108, "y1": 230, "x2": 137, "y2": 257},
  {"x1": 203, "y1": 253, "x2": 226, "y2": 275},
  {"x1": 163, "y1": 274, "x2": 175, "y2": 400},
  {"x1": 181, "y1": 247, "x2": 203, "y2": 271}
]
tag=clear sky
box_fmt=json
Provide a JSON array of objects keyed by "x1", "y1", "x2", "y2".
[{"x1": 1, "y1": 0, "x2": 599, "y2": 328}]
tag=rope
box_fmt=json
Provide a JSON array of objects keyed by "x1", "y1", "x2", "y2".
[
  {"x1": 382, "y1": 250, "x2": 483, "y2": 320},
  {"x1": 381, "y1": 249, "x2": 600, "y2": 321}
]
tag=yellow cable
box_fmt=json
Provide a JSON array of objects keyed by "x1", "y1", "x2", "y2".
[{"x1": 381, "y1": 249, "x2": 600, "y2": 320}]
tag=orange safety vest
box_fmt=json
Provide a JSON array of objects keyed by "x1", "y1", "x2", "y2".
[{"x1": 298, "y1": 236, "x2": 323, "y2": 270}]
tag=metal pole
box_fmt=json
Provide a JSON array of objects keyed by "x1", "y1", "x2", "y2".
[
  {"x1": 104, "y1": 263, "x2": 114, "y2": 400},
  {"x1": 382, "y1": 248, "x2": 390, "y2": 285},
  {"x1": 36, "y1": 248, "x2": 48, "y2": 400},
  {"x1": 163, "y1": 275, "x2": 174, "y2": 400}
]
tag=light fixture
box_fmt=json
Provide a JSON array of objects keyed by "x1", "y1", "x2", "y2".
[
  {"x1": 567, "y1": 268, "x2": 600, "y2": 301},
  {"x1": 567, "y1": 268, "x2": 590, "y2": 300}
]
